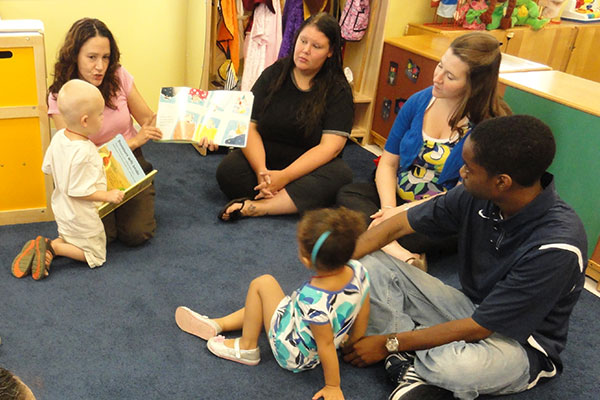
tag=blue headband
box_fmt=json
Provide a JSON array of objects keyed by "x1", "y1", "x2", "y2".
[{"x1": 311, "y1": 231, "x2": 331, "y2": 266}]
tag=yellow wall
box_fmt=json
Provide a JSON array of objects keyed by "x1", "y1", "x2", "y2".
[
  {"x1": 185, "y1": 0, "x2": 210, "y2": 88},
  {"x1": 0, "y1": 0, "x2": 206, "y2": 110},
  {"x1": 384, "y1": 0, "x2": 436, "y2": 39}
]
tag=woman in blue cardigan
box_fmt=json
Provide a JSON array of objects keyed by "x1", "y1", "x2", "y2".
[{"x1": 337, "y1": 32, "x2": 511, "y2": 266}]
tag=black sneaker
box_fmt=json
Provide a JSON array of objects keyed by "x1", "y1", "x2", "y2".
[
  {"x1": 385, "y1": 352, "x2": 415, "y2": 384},
  {"x1": 388, "y1": 366, "x2": 453, "y2": 400}
]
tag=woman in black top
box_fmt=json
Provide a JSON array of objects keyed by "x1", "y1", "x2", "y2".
[{"x1": 216, "y1": 12, "x2": 353, "y2": 221}]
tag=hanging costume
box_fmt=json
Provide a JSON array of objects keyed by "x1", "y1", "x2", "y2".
[{"x1": 241, "y1": 1, "x2": 283, "y2": 91}]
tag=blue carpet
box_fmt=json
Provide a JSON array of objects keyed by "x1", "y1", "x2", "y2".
[{"x1": 1, "y1": 141, "x2": 598, "y2": 399}]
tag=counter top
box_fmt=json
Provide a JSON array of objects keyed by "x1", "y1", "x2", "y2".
[{"x1": 499, "y1": 70, "x2": 600, "y2": 116}]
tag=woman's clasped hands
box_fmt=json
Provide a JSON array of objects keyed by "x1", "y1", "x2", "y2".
[{"x1": 253, "y1": 170, "x2": 289, "y2": 199}]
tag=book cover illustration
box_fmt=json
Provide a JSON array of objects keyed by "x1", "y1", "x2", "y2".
[
  {"x1": 97, "y1": 134, "x2": 157, "y2": 218},
  {"x1": 156, "y1": 87, "x2": 253, "y2": 148}
]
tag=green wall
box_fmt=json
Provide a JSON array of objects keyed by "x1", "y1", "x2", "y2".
[{"x1": 504, "y1": 87, "x2": 599, "y2": 253}]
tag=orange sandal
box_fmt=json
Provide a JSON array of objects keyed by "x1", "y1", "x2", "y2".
[
  {"x1": 11, "y1": 239, "x2": 36, "y2": 278},
  {"x1": 31, "y1": 236, "x2": 55, "y2": 280}
]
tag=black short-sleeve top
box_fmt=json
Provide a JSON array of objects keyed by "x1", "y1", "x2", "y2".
[{"x1": 251, "y1": 61, "x2": 354, "y2": 161}]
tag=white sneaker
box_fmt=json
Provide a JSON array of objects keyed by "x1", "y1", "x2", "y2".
[
  {"x1": 175, "y1": 306, "x2": 222, "y2": 340},
  {"x1": 207, "y1": 336, "x2": 260, "y2": 366}
]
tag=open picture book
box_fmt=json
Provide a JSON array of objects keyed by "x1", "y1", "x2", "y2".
[
  {"x1": 155, "y1": 87, "x2": 253, "y2": 148},
  {"x1": 97, "y1": 134, "x2": 157, "y2": 218}
]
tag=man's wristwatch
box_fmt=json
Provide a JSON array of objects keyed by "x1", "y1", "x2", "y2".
[{"x1": 385, "y1": 334, "x2": 399, "y2": 353}]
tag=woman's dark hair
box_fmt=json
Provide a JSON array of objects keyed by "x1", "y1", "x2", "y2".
[
  {"x1": 48, "y1": 18, "x2": 121, "y2": 109},
  {"x1": 261, "y1": 12, "x2": 351, "y2": 138},
  {"x1": 0, "y1": 367, "x2": 28, "y2": 400},
  {"x1": 448, "y1": 32, "x2": 511, "y2": 135},
  {"x1": 298, "y1": 207, "x2": 366, "y2": 271},
  {"x1": 470, "y1": 115, "x2": 555, "y2": 187}
]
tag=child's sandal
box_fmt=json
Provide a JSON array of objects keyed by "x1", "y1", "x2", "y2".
[
  {"x1": 207, "y1": 336, "x2": 260, "y2": 366},
  {"x1": 32, "y1": 236, "x2": 54, "y2": 281},
  {"x1": 175, "y1": 306, "x2": 222, "y2": 340},
  {"x1": 11, "y1": 239, "x2": 36, "y2": 278}
]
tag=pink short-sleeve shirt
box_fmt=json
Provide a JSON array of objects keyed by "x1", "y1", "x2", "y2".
[{"x1": 48, "y1": 66, "x2": 138, "y2": 146}]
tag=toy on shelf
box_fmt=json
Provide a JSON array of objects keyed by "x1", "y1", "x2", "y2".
[
  {"x1": 480, "y1": 0, "x2": 517, "y2": 28},
  {"x1": 512, "y1": 0, "x2": 550, "y2": 29},
  {"x1": 561, "y1": 0, "x2": 600, "y2": 21},
  {"x1": 457, "y1": 0, "x2": 549, "y2": 30}
]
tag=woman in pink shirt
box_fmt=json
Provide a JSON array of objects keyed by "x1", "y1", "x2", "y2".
[{"x1": 48, "y1": 18, "x2": 161, "y2": 246}]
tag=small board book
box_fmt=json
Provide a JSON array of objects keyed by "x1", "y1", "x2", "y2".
[
  {"x1": 155, "y1": 87, "x2": 253, "y2": 148},
  {"x1": 97, "y1": 134, "x2": 157, "y2": 218}
]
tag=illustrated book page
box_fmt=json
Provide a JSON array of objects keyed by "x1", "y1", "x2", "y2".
[
  {"x1": 155, "y1": 87, "x2": 253, "y2": 148},
  {"x1": 97, "y1": 134, "x2": 157, "y2": 218}
]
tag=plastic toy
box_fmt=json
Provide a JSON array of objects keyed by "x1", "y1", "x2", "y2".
[{"x1": 561, "y1": 0, "x2": 600, "y2": 21}]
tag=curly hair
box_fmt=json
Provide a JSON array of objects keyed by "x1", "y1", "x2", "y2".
[
  {"x1": 298, "y1": 207, "x2": 366, "y2": 271},
  {"x1": 261, "y1": 12, "x2": 352, "y2": 139},
  {"x1": 48, "y1": 18, "x2": 121, "y2": 109},
  {"x1": 470, "y1": 115, "x2": 556, "y2": 187},
  {"x1": 447, "y1": 32, "x2": 512, "y2": 136}
]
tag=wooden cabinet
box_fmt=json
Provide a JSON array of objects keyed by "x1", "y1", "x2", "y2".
[
  {"x1": 566, "y1": 23, "x2": 600, "y2": 82},
  {"x1": 0, "y1": 21, "x2": 53, "y2": 225},
  {"x1": 370, "y1": 40, "x2": 438, "y2": 147},
  {"x1": 503, "y1": 23, "x2": 577, "y2": 71}
]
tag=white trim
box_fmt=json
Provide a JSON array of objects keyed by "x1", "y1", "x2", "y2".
[
  {"x1": 539, "y1": 243, "x2": 584, "y2": 273},
  {"x1": 526, "y1": 335, "x2": 557, "y2": 389},
  {"x1": 527, "y1": 362, "x2": 557, "y2": 389},
  {"x1": 527, "y1": 335, "x2": 548, "y2": 357},
  {"x1": 478, "y1": 209, "x2": 490, "y2": 219}
]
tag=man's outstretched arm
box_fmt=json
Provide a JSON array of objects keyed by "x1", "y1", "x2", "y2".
[{"x1": 353, "y1": 211, "x2": 416, "y2": 260}]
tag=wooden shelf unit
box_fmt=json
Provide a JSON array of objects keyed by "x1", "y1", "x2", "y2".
[{"x1": 342, "y1": 0, "x2": 390, "y2": 144}]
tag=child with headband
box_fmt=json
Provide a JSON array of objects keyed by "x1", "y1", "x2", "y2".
[{"x1": 175, "y1": 207, "x2": 370, "y2": 400}]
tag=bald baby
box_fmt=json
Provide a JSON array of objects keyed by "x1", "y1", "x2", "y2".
[{"x1": 57, "y1": 79, "x2": 104, "y2": 138}]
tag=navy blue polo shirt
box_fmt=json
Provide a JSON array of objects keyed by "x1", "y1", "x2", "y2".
[{"x1": 408, "y1": 173, "x2": 587, "y2": 380}]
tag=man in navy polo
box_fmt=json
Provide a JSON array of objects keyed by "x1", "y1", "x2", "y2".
[{"x1": 342, "y1": 115, "x2": 587, "y2": 400}]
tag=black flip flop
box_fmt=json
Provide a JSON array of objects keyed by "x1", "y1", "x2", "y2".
[{"x1": 218, "y1": 197, "x2": 250, "y2": 222}]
